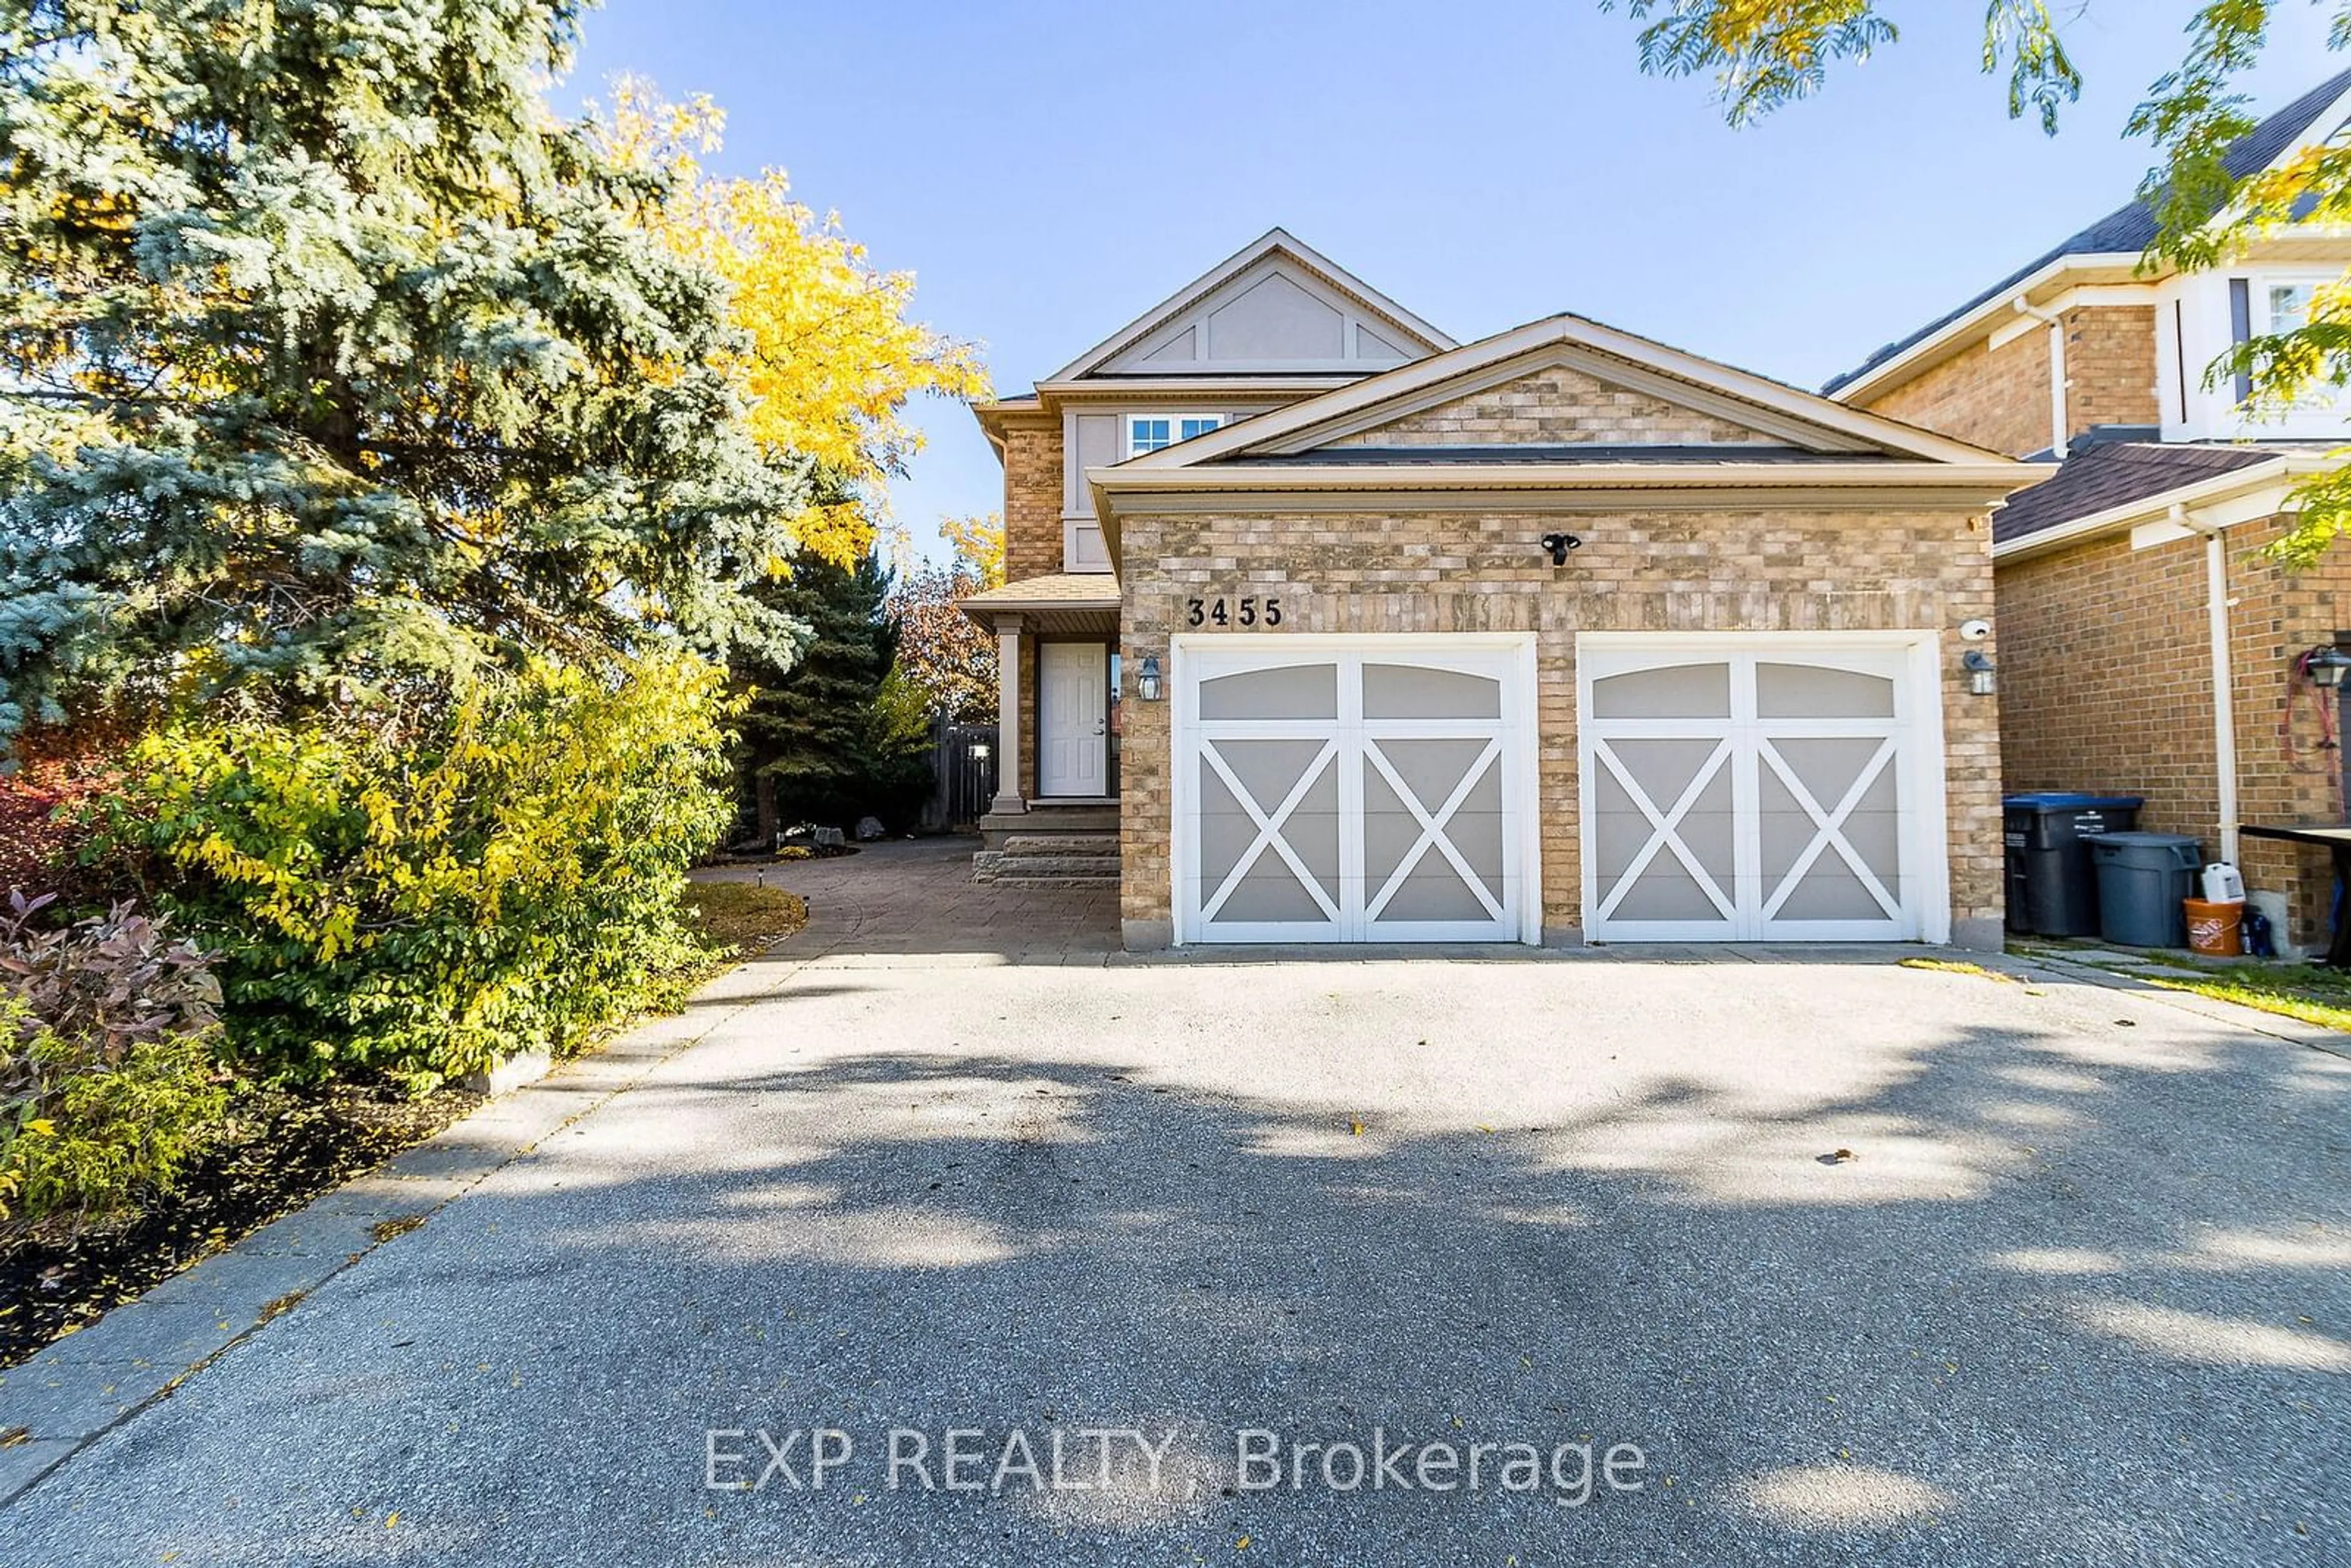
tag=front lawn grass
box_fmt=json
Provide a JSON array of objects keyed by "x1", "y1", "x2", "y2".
[
  {"x1": 2126, "y1": 960, "x2": 2351, "y2": 1033},
  {"x1": 2014, "y1": 938, "x2": 2351, "y2": 1033}
]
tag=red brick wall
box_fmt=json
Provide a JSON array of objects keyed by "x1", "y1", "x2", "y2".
[
  {"x1": 2065, "y1": 306, "x2": 2162, "y2": 438},
  {"x1": 1998, "y1": 516, "x2": 2351, "y2": 945}
]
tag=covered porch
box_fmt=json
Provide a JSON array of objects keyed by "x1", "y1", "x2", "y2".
[{"x1": 961, "y1": 574, "x2": 1123, "y2": 887}]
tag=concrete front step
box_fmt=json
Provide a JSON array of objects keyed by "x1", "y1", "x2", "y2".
[
  {"x1": 1000, "y1": 834, "x2": 1118, "y2": 857},
  {"x1": 991, "y1": 857, "x2": 1120, "y2": 879},
  {"x1": 973, "y1": 852, "x2": 1115, "y2": 886}
]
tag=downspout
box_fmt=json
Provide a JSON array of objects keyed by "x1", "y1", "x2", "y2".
[
  {"x1": 2181, "y1": 502, "x2": 2241, "y2": 866},
  {"x1": 2012, "y1": 296, "x2": 2069, "y2": 459}
]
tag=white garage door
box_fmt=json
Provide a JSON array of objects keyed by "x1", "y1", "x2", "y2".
[
  {"x1": 1578, "y1": 636, "x2": 1947, "y2": 944},
  {"x1": 1174, "y1": 636, "x2": 1538, "y2": 945}
]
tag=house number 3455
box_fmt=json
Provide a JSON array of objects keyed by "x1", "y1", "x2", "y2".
[{"x1": 1186, "y1": 596, "x2": 1283, "y2": 628}]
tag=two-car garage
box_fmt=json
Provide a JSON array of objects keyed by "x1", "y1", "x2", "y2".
[{"x1": 1169, "y1": 632, "x2": 1951, "y2": 948}]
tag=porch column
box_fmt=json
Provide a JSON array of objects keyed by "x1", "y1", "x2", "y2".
[{"x1": 991, "y1": 614, "x2": 1026, "y2": 814}]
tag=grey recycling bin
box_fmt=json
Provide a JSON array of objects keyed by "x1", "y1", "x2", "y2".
[
  {"x1": 2003, "y1": 793, "x2": 2143, "y2": 936},
  {"x1": 2085, "y1": 832, "x2": 2203, "y2": 948}
]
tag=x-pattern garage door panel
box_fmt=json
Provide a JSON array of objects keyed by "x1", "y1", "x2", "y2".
[
  {"x1": 1363, "y1": 737, "x2": 1506, "y2": 923},
  {"x1": 1592, "y1": 737, "x2": 1736, "y2": 924},
  {"x1": 1198, "y1": 737, "x2": 1341, "y2": 929},
  {"x1": 1581, "y1": 643, "x2": 1929, "y2": 943},
  {"x1": 1180, "y1": 642, "x2": 1532, "y2": 944}
]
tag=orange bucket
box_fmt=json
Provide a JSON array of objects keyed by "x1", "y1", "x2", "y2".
[{"x1": 2183, "y1": 898, "x2": 2244, "y2": 957}]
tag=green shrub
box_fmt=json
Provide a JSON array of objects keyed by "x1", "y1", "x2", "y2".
[
  {"x1": 89, "y1": 650, "x2": 738, "y2": 1090},
  {"x1": 1, "y1": 895, "x2": 228, "y2": 1237}
]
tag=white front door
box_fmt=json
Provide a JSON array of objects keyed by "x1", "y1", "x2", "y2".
[
  {"x1": 1172, "y1": 635, "x2": 1539, "y2": 945},
  {"x1": 1577, "y1": 634, "x2": 1948, "y2": 944},
  {"x1": 1038, "y1": 642, "x2": 1108, "y2": 797}
]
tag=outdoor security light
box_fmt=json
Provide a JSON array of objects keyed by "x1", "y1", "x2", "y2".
[
  {"x1": 1962, "y1": 648, "x2": 1997, "y2": 697},
  {"x1": 1137, "y1": 655, "x2": 1163, "y2": 702},
  {"x1": 2304, "y1": 646, "x2": 2351, "y2": 689},
  {"x1": 1539, "y1": 532, "x2": 1583, "y2": 566}
]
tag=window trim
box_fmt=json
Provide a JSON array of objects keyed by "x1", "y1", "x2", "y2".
[
  {"x1": 2254, "y1": 274, "x2": 2333, "y2": 337},
  {"x1": 2247, "y1": 271, "x2": 2341, "y2": 416},
  {"x1": 1127, "y1": 411, "x2": 1226, "y2": 457}
]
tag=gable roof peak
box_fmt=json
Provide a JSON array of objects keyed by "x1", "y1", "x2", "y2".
[
  {"x1": 1043, "y1": 227, "x2": 1455, "y2": 385},
  {"x1": 1109, "y1": 306, "x2": 2028, "y2": 476}
]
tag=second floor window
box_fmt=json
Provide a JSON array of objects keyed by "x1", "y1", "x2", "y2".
[
  {"x1": 2255, "y1": 279, "x2": 2339, "y2": 413},
  {"x1": 1129, "y1": 414, "x2": 1222, "y2": 456}
]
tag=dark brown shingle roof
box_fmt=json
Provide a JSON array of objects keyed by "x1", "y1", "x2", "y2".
[{"x1": 1993, "y1": 442, "x2": 2283, "y2": 544}]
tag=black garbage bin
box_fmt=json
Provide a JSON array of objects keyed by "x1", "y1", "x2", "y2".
[
  {"x1": 2003, "y1": 793, "x2": 2143, "y2": 936},
  {"x1": 2085, "y1": 832, "x2": 2203, "y2": 948}
]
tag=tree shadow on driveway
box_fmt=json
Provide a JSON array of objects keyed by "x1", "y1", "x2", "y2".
[{"x1": 4, "y1": 958, "x2": 2346, "y2": 1567}]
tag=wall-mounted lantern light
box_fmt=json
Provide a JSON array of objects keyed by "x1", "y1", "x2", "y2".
[
  {"x1": 1136, "y1": 655, "x2": 1163, "y2": 702},
  {"x1": 1962, "y1": 648, "x2": 1997, "y2": 697},
  {"x1": 2303, "y1": 646, "x2": 2351, "y2": 690}
]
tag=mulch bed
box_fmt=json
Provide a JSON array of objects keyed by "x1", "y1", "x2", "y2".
[
  {"x1": 1, "y1": 887, "x2": 804, "y2": 1370},
  {"x1": 0, "y1": 1082, "x2": 479, "y2": 1368}
]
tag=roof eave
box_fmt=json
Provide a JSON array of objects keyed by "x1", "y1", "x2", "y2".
[
  {"x1": 1089, "y1": 460, "x2": 2047, "y2": 556},
  {"x1": 1825, "y1": 253, "x2": 2156, "y2": 405},
  {"x1": 1991, "y1": 453, "x2": 2333, "y2": 562},
  {"x1": 1093, "y1": 460, "x2": 2045, "y2": 492}
]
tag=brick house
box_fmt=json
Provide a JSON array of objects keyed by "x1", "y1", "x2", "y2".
[
  {"x1": 966, "y1": 230, "x2": 2042, "y2": 950},
  {"x1": 1824, "y1": 70, "x2": 2351, "y2": 953}
]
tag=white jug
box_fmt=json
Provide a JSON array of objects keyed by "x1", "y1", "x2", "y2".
[{"x1": 2201, "y1": 863, "x2": 2246, "y2": 903}]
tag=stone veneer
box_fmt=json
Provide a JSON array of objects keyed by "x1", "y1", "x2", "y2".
[{"x1": 1114, "y1": 504, "x2": 2003, "y2": 948}]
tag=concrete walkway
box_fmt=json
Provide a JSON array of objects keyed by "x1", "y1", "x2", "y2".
[{"x1": 2, "y1": 844, "x2": 2346, "y2": 1566}]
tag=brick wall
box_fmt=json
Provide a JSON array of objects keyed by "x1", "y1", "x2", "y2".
[
  {"x1": 1865, "y1": 327, "x2": 2052, "y2": 457},
  {"x1": 1997, "y1": 516, "x2": 2351, "y2": 945},
  {"x1": 1116, "y1": 505, "x2": 2002, "y2": 943},
  {"x1": 999, "y1": 415, "x2": 1063, "y2": 582},
  {"x1": 2065, "y1": 306, "x2": 2162, "y2": 437},
  {"x1": 1329, "y1": 366, "x2": 1780, "y2": 448},
  {"x1": 1859, "y1": 306, "x2": 2159, "y2": 458}
]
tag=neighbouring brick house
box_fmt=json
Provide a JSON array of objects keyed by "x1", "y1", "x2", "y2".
[
  {"x1": 1825, "y1": 69, "x2": 2351, "y2": 953},
  {"x1": 966, "y1": 230, "x2": 2042, "y2": 950}
]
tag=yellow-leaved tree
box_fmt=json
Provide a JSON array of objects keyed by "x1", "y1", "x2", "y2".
[
  {"x1": 1602, "y1": 0, "x2": 2351, "y2": 563},
  {"x1": 938, "y1": 511, "x2": 1007, "y2": 589},
  {"x1": 594, "y1": 80, "x2": 991, "y2": 567}
]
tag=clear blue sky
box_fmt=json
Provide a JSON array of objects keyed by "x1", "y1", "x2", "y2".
[{"x1": 564, "y1": 1, "x2": 2340, "y2": 565}]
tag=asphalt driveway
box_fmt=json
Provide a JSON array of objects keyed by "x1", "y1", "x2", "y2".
[{"x1": 2, "y1": 842, "x2": 2346, "y2": 1566}]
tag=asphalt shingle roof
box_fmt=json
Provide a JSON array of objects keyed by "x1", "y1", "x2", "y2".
[
  {"x1": 1214, "y1": 444, "x2": 1882, "y2": 467},
  {"x1": 1824, "y1": 69, "x2": 2351, "y2": 395},
  {"x1": 1992, "y1": 441, "x2": 2282, "y2": 544}
]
